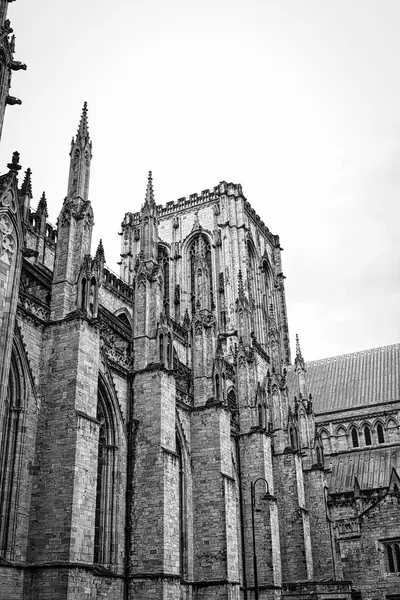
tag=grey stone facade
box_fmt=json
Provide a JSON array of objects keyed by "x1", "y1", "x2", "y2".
[{"x1": 0, "y1": 2, "x2": 399, "y2": 599}]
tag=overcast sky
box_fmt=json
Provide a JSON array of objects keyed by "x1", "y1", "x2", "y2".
[{"x1": 1, "y1": 0, "x2": 400, "y2": 361}]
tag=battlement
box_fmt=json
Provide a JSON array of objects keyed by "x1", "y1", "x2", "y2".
[
  {"x1": 121, "y1": 180, "x2": 244, "y2": 228},
  {"x1": 27, "y1": 209, "x2": 57, "y2": 244},
  {"x1": 103, "y1": 265, "x2": 134, "y2": 302}
]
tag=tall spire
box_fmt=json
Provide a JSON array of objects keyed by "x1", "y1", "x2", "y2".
[
  {"x1": 76, "y1": 101, "x2": 90, "y2": 147},
  {"x1": 294, "y1": 333, "x2": 305, "y2": 371},
  {"x1": 20, "y1": 167, "x2": 32, "y2": 198},
  {"x1": 144, "y1": 171, "x2": 155, "y2": 209},
  {"x1": 67, "y1": 102, "x2": 92, "y2": 202},
  {"x1": 139, "y1": 171, "x2": 158, "y2": 263}
]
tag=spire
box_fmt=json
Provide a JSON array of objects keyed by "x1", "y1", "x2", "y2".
[
  {"x1": 139, "y1": 171, "x2": 158, "y2": 263},
  {"x1": 95, "y1": 238, "x2": 105, "y2": 263},
  {"x1": 144, "y1": 171, "x2": 155, "y2": 209},
  {"x1": 76, "y1": 101, "x2": 90, "y2": 147},
  {"x1": 37, "y1": 191, "x2": 48, "y2": 217},
  {"x1": 294, "y1": 333, "x2": 306, "y2": 371},
  {"x1": 20, "y1": 167, "x2": 32, "y2": 198},
  {"x1": 67, "y1": 103, "x2": 92, "y2": 201}
]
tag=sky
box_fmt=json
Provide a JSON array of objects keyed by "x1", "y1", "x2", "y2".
[{"x1": 1, "y1": 0, "x2": 400, "y2": 361}]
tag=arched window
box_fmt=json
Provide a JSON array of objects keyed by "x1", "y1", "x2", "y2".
[
  {"x1": 289, "y1": 427, "x2": 298, "y2": 452},
  {"x1": 189, "y1": 235, "x2": 213, "y2": 314},
  {"x1": 94, "y1": 381, "x2": 117, "y2": 566},
  {"x1": 81, "y1": 277, "x2": 87, "y2": 311},
  {"x1": 316, "y1": 445, "x2": 324, "y2": 466},
  {"x1": 89, "y1": 276, "x2": 97, "y2": 316},
  {"x1": 158, "y1": 245, "x2": 170, "y2": 315},
  {"x1": 351, "y1": 428, "x2": 359, "y2": 448},
  {"x1": 0, "y1": 349, "x2": 24, "y2": 556},
  {"x1": 176, "y1": 435, "x2": 186, "y2": 576},
  {"x1": 385, "y1": 541, "x2": 400, "y2": 573},
  {"x1": 166, "y1": 333, "x2": 172, "y2": 368},
  {"x1": 159, "y1": 333, "x2": 164, "y2": 363},
  {"x1": 215, "y1": 374, "x2": 220, "y2": 400},
  {"x1": 364, "y1": 425, "x2": 372, "y2": 446},
  {"x1": 221, "y1": 373, "x2": 226, "y2": 401},
  {"x1": 247, "y1": 242, "x2": 262, "y2": 344},
  {"x1": 320, "y1": 430, "x2": 330, "y2": 453},
  {"x1": 258, "y1": 404, "x2": 263, "y2": 428},
  {"x1": 377, "y1": 423, "x2": 385, "y2": 444}
]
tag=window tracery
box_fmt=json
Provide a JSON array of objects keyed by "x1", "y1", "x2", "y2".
[
  {"x1": 189, "y1": 235, "x2": 213, "y2": 313},
  {"x1": 158, "y1": 245, "x2": 170, "y2": 315}
]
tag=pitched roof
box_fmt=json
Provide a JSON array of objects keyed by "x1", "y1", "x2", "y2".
[
  {"x1": 287, "y1": 344, "x2": 400, "y2": 414},
  {"x1": 328, "y1": 446, "x2": 400, "y2": 493}
]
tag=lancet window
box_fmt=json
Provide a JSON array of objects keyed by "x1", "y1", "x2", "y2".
[
  {"x1": 0, "y1": 349, "x2": 24, "y2": 557},
  {"x1": 189, "y1": 235, "x2": 213, "y2": 313},
  {"x1": 176, "y1": 435, "x2": 186, "y2": 576},
  {"x1": 158, "y1": 245, "x2": 170, "y2": 315},
  {"x1": 351, "y1": 427, "x2": 359, "y2": 448},
  {"x1": 94, "y1": 380, "x2": 117, "y2": 566}
]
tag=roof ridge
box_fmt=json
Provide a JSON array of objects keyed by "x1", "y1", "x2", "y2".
[{"x1": 304, "y1": 342, "x2": 400, "y2": 366}]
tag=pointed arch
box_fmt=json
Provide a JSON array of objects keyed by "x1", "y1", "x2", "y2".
[
  {"x1": 158, "y1": 244, "x2": 170, "y2": 315},
  {"x1": 350, "y1": 426, "x2": 359, "y2": 448},
  {"x1": 187, "y1": 233, "x2": 214, "y2": 314},
  {"x1": 94, "y1": 375, "x2": 120, "y2": 566},
  {"x1": 363, "y1": 423, "x2": 372, "y2": 446},
  {"x1": 387, "y1": 418, "x2": 398, "y2": 443},
  {"x1": 0, "y1": 341, "x2": 27, "y2": 557},
  {"x1": 375, "y1": 421, "x2": 385, "y2": 444},
  {"x1": 247, "y1": 239, "x2": 263, "y2": 344}
]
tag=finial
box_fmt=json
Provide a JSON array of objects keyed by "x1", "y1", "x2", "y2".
[
  {"x1": 144, "y1": 170, "x2": 155, "y2": 207},
  {"x1": 37, "y1": 191, "x2": 48, "y2": 217},
  {"x1": 7, "y1": 150, "x2": 21, "y2": 174},
  {"x1": 20, "y1": 167, "x2": 32, "y2": 197}
]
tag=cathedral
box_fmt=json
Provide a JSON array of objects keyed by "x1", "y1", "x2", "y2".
[{"x1": 0, "y1": 1, "x2": 399, "y2": 599}]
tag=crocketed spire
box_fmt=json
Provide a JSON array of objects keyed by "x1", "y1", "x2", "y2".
[
  {"x1": 76, "y1": 101, "x2": 90, "y2": 145},
  {"x1": 294, "y1": 333, "x2": 305, "y2": 370},
  {"x1": 95, "y1": 238, "x2": 105, "y2": 263},
  {"x1": 37, "y1": 191, "x2": 48, "y2": 217},
  {"x1": 144, "y1": 171, "x2": 155, "y2": 208},
  {"x1": 20, "y1": 167, "x2": 33, "y2": 198}
]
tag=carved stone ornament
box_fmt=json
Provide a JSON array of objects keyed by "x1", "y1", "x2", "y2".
[
  {"x1": 1, "y1": 232, "x2": 15, "y2": 265},
  {"x1": 0, "y1": 175, "x2": 17, "y2": 213}
]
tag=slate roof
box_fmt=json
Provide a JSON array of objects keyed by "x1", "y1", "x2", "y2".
[
  {"x1": 287, "y1": 343, "x2": 400, "y2": 414},
  {"x1": 328, "y1": 446, "x2": 400, "y2": 493}
]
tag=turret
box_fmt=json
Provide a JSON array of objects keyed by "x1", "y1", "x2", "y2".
[
  {"x1": 67, "y1": 102, "x2": 92, "y2": 202},
  {"x1": 51, "y1": 104, "x2": 94, "y2": 320}
]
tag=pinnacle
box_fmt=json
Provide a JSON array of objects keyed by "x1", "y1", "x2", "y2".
[
  {"x1": 21, "y1": 167, "x2": 33, "y2": 198},
  {"x1": 37, "y1": 191, "x2": 48, "y2": 217},
  {"x1": 7, "y1": 150, "x2": 21, "y2": 174},
  {"x1": 144, "y1": 171, "x2": 155, "y2": 207},
  {"x1": 295, "y1": 334, "x2": 303, "y2": 360},
  {"x1": 95, "y1": 238, "x2": 105, "y2": 262}
]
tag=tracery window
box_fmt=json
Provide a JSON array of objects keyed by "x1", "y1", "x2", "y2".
[
  {"x1": 384, "y1": 540, "x2": 400, "y2": 573},
  {"x1": 176, "y1": 435, "x2": 186, "y2": 576},
  {"x1": 247, "y1": 242, "x2": 262, "y2": 343},
  {"x1": 189, "y1": 235, "x2": 213, "y2": 314},
  {"x1": 0, "y1": 349, "x2": 23, "y2": 556},
  {"x1": 94, "y1": 381, "x2": 117, "y2": 566}
]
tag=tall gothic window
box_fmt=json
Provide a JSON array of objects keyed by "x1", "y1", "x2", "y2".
[
  {"x1": 158, "y1": 245, "x2": 170, "y2": 315},
  {"x1": 176, "y1": 435, "x2": 186, "y2": 576},
  {"x1": 94, "y1": 381, "x2": 117, "y2": 566},
  {"x1": 384, "y1": 540, "x2": 400, "y2": 573},
  {"x1": 248, "y1": 242, "x2": 263, "y2": 344},
  {"x1": 0, "y1": 349, "x2": 23, "y2": 556},
  {"x1": 189, "y1": 235, "x2": 213, "y2": 313}
]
